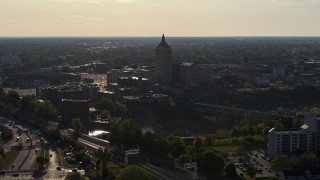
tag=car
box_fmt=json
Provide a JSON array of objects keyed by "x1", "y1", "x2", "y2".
[
  {"x1": 56, "y1": 166, "x2": 61, "y2": 171},
  {"x1": 16, "y1": 137, "x2": 19, "y2": 141},
  {"x1": 12, "y1": 172, "x2": 19, "y2": 177},
  {"x1": 11, "y1": 164, "x2": 15, "y2": 168},
  {"x1": 26, "y1": 138, "x2": 30, "y2": 143},
  {"x1": 257, "y1": 168, "x2": 263, "y2": 173},
  {"x1": 0, "y1": 170, "x2": 6, "y2": 175},
  {"x1": 50, "y1": 154, "x2": 52, "y2": 157},
  {"x1": 35, "y1": 149, "x2": 39, "y2": 153},
  {"x1": 72, "y1": 168, "x2": 77, "y2": 172}
]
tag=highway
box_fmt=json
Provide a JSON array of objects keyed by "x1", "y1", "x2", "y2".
[{"x1": 0, "y1": 118, "x2": 40, "y2": 174}]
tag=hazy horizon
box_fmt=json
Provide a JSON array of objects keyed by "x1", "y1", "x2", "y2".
[{"x1": 1, "y1": 0, "x2": 320, "y2": 36}]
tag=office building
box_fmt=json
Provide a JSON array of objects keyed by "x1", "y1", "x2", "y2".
[{"x1": 155, "y1": 34, "x2": 172, "y2": 84}]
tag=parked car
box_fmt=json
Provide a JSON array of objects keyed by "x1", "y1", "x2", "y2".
[{"x1": 12, "y1": 172, "x2": 19, "y2": 177}]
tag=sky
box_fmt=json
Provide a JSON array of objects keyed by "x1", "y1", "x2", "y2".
[{"x1": 0, "y1": 0, "x2": 320, "y2": 36}]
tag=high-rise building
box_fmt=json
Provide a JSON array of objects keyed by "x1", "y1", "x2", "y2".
[
  {"x1": 268, "y1": 112, "x2": 320, "y2": 160},
  {"x1": 155, "y1": 34, "x2": 172, "y2": 84},
  {"x1": 61, "y1": 99, "x2": 90, "y2": 125}
]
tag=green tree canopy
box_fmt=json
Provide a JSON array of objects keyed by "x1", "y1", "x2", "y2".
[
  {"x1": 246, "y1": 165, "x2": 256, "y2": 179},
  {"x1": 65, "y1": 172, "x2": 87, "y2": 180},
  {"x1": 110, "y1": 119, "x2": 142, "y2": 148},
  {"x1": 298, "y1": 153, "x2": 319, "y2": 170},
  {"x1": 168, "y1": 136, "x2": 186, "y2": 158},
  {"x1": 35, "y1": 100, "x2": 57, "y2": 120},
  {"x1": 271, "y1": 155, "x2": 294, "y2": 172},
  {"x1": 204, "y1": 134, "x2": 217, "y2": 146},
  {"x1": 193, "y1": 136, "x2": 204, "y2": 147},
  {"x1": 225, "y1": 163, "x2": 238, "y2": 178},
  {"x1": 0, "y1": 147, "x2": 5, "y2": 158},
  {"x1": 100, "y1": 110, "x2": 111, "y2": 120},
  {"x1": 36, "y1": 157, "x2": 49, "y2": 169},
  {"x1": 71, "y1": 118, "x2": 83, "y2": 133},
  {"x1": 201, "y1": 150, "x2": 225, "y2": 174},
  {"x1": 116, "y1": 165, "x2": 151, "y2": 180},
  {"x1": 94, "y1": 98, "x2": 114, "y2": 112}
]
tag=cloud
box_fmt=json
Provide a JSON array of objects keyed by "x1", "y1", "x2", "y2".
[
  {"x1": 44, "y1": 0, "x2": 103, "y2": 4},
  {"x1": 37, "y1": 8, "x2": 56, "y2": 13},
  {"x1": 61, "y1": 14, "x2": 109, "y2": 21},
  {"x1": 0, "y1": 19, "x2": 17, "y2": 22},
  {"x1": 24, "y1": 19, "x2": 59, "y2": 22},
  {"x1": 38, "y1": 0, "x2": 141, "y2": 4}
]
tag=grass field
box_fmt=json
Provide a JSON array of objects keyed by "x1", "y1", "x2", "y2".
[
  {"x1": 213, "y1": 135, "x2": 264, "y2": 153},
  {"x1": 0, "y1": 150, "x2": 18, "y2": 169}
]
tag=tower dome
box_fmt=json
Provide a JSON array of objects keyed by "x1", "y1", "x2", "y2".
[{"x1": 155, "y1": 34, "x2": 172, "y2": 84}]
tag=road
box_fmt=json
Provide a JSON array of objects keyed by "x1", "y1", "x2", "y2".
[
  {"x1": 9, "y1": 123, "x2": 39, "y2": 172},
  {"x1": 0, "y1": 118, "x2": 40, "y2": 174},
  {"x1": 41, "y1": 149, "x2": 67, "y2": 180}
]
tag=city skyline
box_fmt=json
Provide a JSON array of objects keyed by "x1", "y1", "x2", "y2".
[{"x1": 1, "y1": 0, "x2": 320, "y2": 36}]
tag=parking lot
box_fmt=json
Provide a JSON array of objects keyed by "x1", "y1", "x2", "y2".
[{"x1": 235, "y1": 151, "x2": 275, "y2": 177}]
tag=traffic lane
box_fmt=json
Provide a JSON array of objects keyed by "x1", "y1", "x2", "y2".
[
  {"x1": 9, "y1": 149, "x2": 29, "y2": 171},
  {"x1": 48, "y1": 149, "x2": 59, "y2": 170},
  {"x1": 6, "y1": 132, "x2": 33, "y2": 171},
  {"x1": 44, "y1": 149, "x2": 60, "y2": 179},
  {"x1": 0, "y1": 172, "x2": 33, "y2": 180},
  {"x1": 20, "y1": 135, "x2": 39, "y2": 171},
  {"x1": 20, "y1": 148, "x2": 39, "y2": 171}
]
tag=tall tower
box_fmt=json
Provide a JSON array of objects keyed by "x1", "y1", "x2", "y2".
[{"x1": 155, "y1": 34, "x2": 172, "y2": 84}]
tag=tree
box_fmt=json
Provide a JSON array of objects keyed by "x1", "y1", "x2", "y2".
[
  {"x1": 271, "y1": 155, "x2": 294, "y2": 172},
  {"x1": 65, "y1": 172, "x2": 87, "y2": 180},
  {"x1": 231, "y1": 137, "x2": 240, "y2": 147},
  {"x1": 36, "y1": 157, "x2": 49, "y2": 169},
  {"x1": 204, "y1": 134, "x2": 217, "y2": 146},
  {"x1": 47, "y1": 127, "x2": 61, "y2": 140},
  {"x1": 201, "y1": 150, "x2": 225, "y2": 174},
  {"x1": 245, "y1": 165, "x2": 256, "y2": 179},
  {"x1": 6, "y1": 90, "x2": 20, "y2": 107},
  {"x1": 110, "y1": 119, "x2": 142, "y2": 148},
  {"x1": 71, "y1": 118, "x2": 83, "y2": 133},
  {"x1": 298, "y1": 153, "x2": 319, "y2": 170},
  {"x1": 193, "y1": 136, "x2": 204, "y2": 147},
  {"x1": 225, "y1": 163, "x2": 238, "y2": 178},
  {"x1": 95, "y1": 98, "x2": 114, "y2": 112},
  {"x1": 95, "y1": 148, "x2": 111, "y2": 179},
  {"x1": 100, "y1": 110, "x2": 111, "y2": 120},
  {"x1": 114, "y1": 103, "x2": 128, "y2": 117},
  {"x1": 142, "y1": 130, "x2": 161, "y2": 152},
  {"x1": 35, "y1": 100, "x2": 57, "y2": 120},
  {"x1": 0, "y1": 147, "x2": 5, "y2": 158},
  {"x1": 116, "y1": 165, "x2": 151, "y2": 180},
  {"x1": 168, "y1": 136, "x2": 186, "y2": 158},
  {"x1": 178, "y1": 154, "x2": 190, "y2": 164}
]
